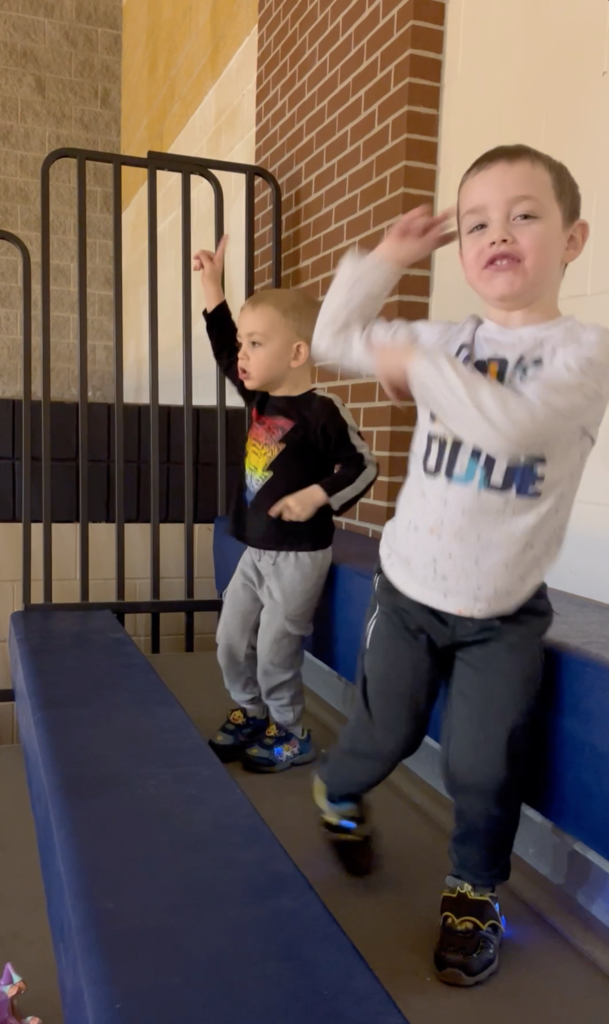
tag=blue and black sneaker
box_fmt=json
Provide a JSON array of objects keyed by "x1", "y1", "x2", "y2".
[
  {"x1": 209, "y1": 708, "x2": 269, "y2": 763},
  {"x1": 313, "y1": 774, "x2": 374, "y2": 876},
  {"x1": 434, "y1": 882, "x2": 505, "y2": 986},
  {"x1": 241, "y1": 723, "x2": 316, "y2": 773}
]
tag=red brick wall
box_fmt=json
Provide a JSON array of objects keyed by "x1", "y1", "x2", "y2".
[{"x1": 255, "y1": 0, "x2": 446, "y2": 535}]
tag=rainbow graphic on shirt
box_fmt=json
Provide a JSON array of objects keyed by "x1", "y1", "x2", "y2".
[{"x1": 244, "y1": 409, "x2": 295, "y2": 505}]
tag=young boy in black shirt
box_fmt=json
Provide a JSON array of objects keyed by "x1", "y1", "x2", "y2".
[{"x1": 194, "y1": 238, "x2": 377, "y2": 772}]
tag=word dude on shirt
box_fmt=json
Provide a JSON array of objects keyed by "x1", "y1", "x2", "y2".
[{"x1": 422, "y1": 349, "x2": 546, "y2": 499}]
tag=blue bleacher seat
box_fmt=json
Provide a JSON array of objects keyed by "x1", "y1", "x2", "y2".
[
  {"x1": 213, "y1": 516, "x2": 609, "y2": 866},
  {"x1": 9, "y1": 608, "x2": 409, "y2": 1024}
]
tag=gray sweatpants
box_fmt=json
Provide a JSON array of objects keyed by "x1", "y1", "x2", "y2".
[
  {"x1": 216, "y1": 547, "x2": 332, "y2": 728},
  {"x1": 321, "y1": 570, "x2": 553, "y2": 888}
]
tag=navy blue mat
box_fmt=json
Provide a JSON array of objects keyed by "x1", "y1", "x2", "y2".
[
  {"x1": 214, "y1": 517, "x2": 609, "y2": 864},
  {"x1": 10, "y1": 609, "x2": 408, "y2": 1024}
]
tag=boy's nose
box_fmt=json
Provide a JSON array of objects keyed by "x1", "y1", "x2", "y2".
[{"x1": 490, "y1": 227, "x2": 514, "y2": 246}]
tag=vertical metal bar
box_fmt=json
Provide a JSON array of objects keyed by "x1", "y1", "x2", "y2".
[
  {"x1": 268, "y1": 174, "x2": 283, "y2": 288},
  {"x1": 245, "y1": 170, "x2": 256, "y2": 299},
  {"x1": 77, "y1": 156, "x2": 89, "y2": 601},
  {"x1": 20, "y1": 242, "x2": 32, "y2": 607},
  {"x1": 113, "y1": 160, "x2": 125, "y2": 618},
  {"x1": 148, "y1": 163, "x2": 161, "y2": 653},
  {"x1": 40, "y1": 160, "x2": 53, "y2": 600},
  {"x1": 214, "y1": 179, "x2": 227, "y2": 519},
  {"x1": 182, "y1": 173, "x2": 194, "y2": 653}
]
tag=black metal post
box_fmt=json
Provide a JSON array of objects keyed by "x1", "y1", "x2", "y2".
[
  {"x1": 21, "y1": 241, "x2": 32, "y2": 608},
  {"x1": 147, "y1": 163, "x2": 161, "y2": 653},
  {"x1": 113, "y1": 160, "x2": 126, "y2": 612},
  {"x1": 0, "y1": 232, "x2": 33, "y2": 607},
  {"x1": 77, "y1": 156, "x2": 89, "y2": 600},
  {"x1": 245, "y1": 170, "x2": 256, "y2": 299},
  {"x1": 182, "y1": 173, "x2": 195, "y2": 652},
  {"x1": 40, "y1": 157, "x2": 54, "y2": 600}
]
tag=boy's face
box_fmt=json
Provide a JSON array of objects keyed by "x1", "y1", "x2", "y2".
[
  {"x1": 236, "y1": 305, "x2": 308, "y2": 392},
  {"x1": 458, "y1": 161, "x2": 588, "y2": 316}
]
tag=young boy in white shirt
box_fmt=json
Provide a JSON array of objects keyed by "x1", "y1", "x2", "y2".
[{"x1": 311, "y1": 144, "x2": 609, "y2": 986}]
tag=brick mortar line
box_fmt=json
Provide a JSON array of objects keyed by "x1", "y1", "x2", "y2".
[
  {"x1": 264, "y1": 5, "x2": 444, "y2": 70},
  {"x1": 259, "y1": 37, "x2": 444, "y2": 135},
  {"x1": 260, "y1": 2, "x2": 434, "y2": 60},
  {"x1": 280, "y1": 183, "x2": 437, "y2": 237},
  {"x1": 259, "y1": 63, "x2": 442, "y2": 145},
  {"x1": 263, "y1": 134, "x2": 440, "y2": 197},
  {"x1": 268, "y1": 0, "x2": 445, "y2": 54}
]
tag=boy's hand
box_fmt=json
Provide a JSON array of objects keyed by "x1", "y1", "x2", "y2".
[
  {"x1": 375, "y1": 205, "x2": 456, "y2": 270},
  {"x1": 269, "y1": 484, "x2": 329, "y2": 522},
  {"x1": 374, "y1": 343, "x2": 416, "y2": 404},
  {"x1": 193, "y1": 235, "x2": 228, "y2": 312}
]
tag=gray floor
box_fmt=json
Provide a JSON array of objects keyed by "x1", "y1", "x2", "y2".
[
  {"x1": 152, "y1": 651, "x2": 609, "y2": 1024},
  {"x1": 0, "y1": 747, "x2": 62, "y2": 1023},
  {"x1": 3, "y1": 649, "x2": 609, "y2": 1024}
]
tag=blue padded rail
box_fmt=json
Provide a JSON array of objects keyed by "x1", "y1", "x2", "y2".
[
  {"x1": 213, "y1": 517, "x2": 609, "y2": 865},
  {"x1": 9, "y1": 609, "x2": 408, "y2": 1024}
]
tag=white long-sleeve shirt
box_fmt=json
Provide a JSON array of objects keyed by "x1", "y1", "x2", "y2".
[{"x1": 312, "y1": 249, "x2": 609, "y2": 617}]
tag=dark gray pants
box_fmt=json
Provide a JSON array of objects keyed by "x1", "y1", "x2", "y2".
[{"x1": 320, "y1": 571, "x2": 553, "y2": 888}]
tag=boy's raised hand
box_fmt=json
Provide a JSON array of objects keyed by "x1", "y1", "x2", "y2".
[
  {"x1": 193, "y1": 235, "x2": 228, "y2": 312},
  {"x1": 375, "y1": 205, "x2": 456, "y2": 270}
]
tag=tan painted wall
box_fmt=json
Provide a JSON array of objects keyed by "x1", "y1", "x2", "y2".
[
  {"x1": 121, "y1": 0, "x2": 257, "y2": 204},
  {"x1": 122, "y1": 29, "x2": 258, "y2": 408},
  {"x1": 430, "y1": 0, "x2": 609, "y2": 603}
]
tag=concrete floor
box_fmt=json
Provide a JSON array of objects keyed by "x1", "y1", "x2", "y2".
[
  {"x1": 0, "y1": 748, "x2": 61, "y2": 1023},
  {"x1": 2, "y1": 648, "x2": 609, "y2": 1024},
  {"x1": 152, "y1": 651, "x2": 609, "y2": 1024}
]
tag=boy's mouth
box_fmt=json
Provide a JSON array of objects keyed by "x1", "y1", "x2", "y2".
[
  {"x1": 238, "y1": 367, "x2": 251, "y2": 380},
  {"x1": 485, "y1": 251, "x2": 521, "y2": 269}
]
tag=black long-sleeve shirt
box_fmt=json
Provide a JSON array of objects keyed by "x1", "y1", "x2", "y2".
[{"x1": 204, "y1": 301, "x2": 377, "y2": 551}]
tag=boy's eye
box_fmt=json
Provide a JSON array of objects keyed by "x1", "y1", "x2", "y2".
[
  {"x1": 514, "y1": 213, "x2": 536, "y2": 222},
  {"x1": 468, "y1": 222, "x2": 486, "y2": 234}
]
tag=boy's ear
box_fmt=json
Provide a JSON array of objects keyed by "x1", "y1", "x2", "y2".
[
  {"x1": 564, "y1": 219, "x2": 590, "y2": 266},
  {"x1": 291, "y1": 340, "x2": 310, "y2": 368}
]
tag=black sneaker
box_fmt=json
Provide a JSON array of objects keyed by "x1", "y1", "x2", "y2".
[
  {"x1": 209, "y1": 709, "x2": 269, "y2": 763},
  {"x1": 434, "y1": 883, "x2": 505, "y2": 987},
  {"x1": 312, "y1": 773, "x2": 374, "y2": 877}
]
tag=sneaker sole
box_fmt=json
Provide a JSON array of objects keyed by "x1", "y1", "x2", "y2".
[
  {"x1": 322, "y1": 823, "x2": 375, "y2": 877},
  {"x1": 436, "y1": 955, "x2": 500, "y2": 988},
  {"x1": 208, "y1": 741, "x2": 246, "y2": 764},
  {"x1": 241, "y1": 749, "x2": 317, "y2": 774}
]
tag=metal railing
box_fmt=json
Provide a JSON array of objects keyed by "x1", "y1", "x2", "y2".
[
  {"x1": 6, "y1": 147, "x2": 282, "y2": 653},
  {"x1": 0, "y1": 231, "x2": 32, "y2": 609}
]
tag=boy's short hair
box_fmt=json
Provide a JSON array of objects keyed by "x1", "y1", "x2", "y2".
[
  {"x1": 243, "y1": 288, "x2": 320, "y2": 345},
  {"x1": 459, "y1": 144, "x2": 581, "y2": 226}
]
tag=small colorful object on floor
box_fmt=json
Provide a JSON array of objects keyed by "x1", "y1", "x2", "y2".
[{"x1": 0, "y1": 964, "x2": 41, "y2": 1024}]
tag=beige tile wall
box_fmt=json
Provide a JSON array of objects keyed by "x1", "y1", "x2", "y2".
[
  {"x1": 0, "y1": 0, "x2": 122, "y2": 403},
  {"x1": 0, "y1": 522, "x2": 218, "y2": 687},
  {"x1": 431, "y1": 0, "x2": 609, "y2": 604}
]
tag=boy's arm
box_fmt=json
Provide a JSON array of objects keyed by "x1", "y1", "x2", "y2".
[
  {"x1": 316, "y1": 395, "x2": 378, "y2": 515},
  {"x1": 384, "y1": 328, "x2": 609, "y2": 458},
  {"x1": 202, "y1": 301, "x2": 249, "y2": 400},
  {"x1": 267, "y1": 396, "x2": 377, "y2": 523},
  {"x1": 311, "y1": 249, "x2": 406, "y2": 376},
  {"x1": 311, "y1": 206, "x2": 456, "y2": 376},
  {"x1": 194, "y1": 237, "x2": 250, "y2": 401}
]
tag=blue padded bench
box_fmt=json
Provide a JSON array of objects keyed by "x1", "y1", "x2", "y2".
[
  {"x1": 9, "y1": 609, "x2": 409, "y2": 1024},
  {"x1": 213, "y1": 516, "x2": 609, "y2": 866}
]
